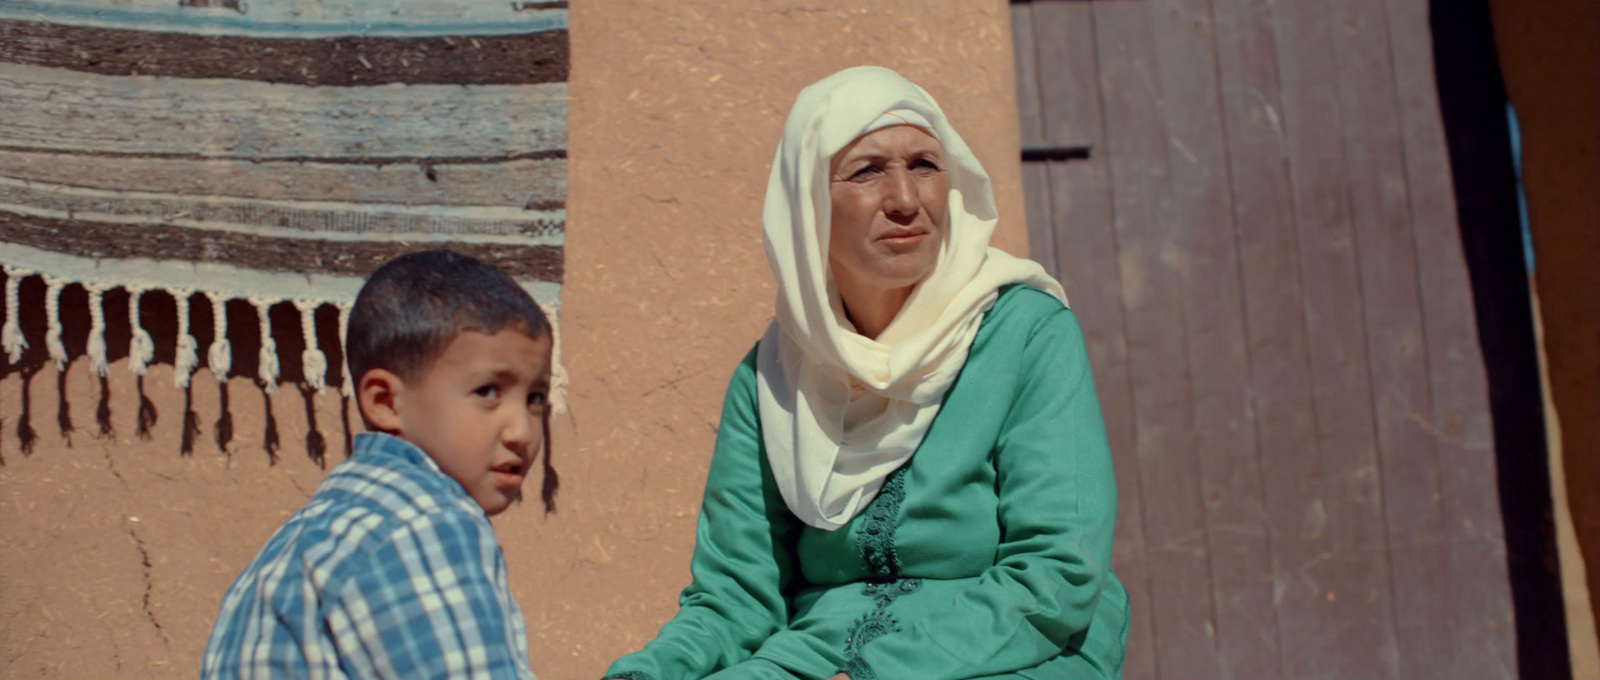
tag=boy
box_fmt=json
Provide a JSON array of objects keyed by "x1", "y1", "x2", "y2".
[{"x1": 201, "y1": 250, "x2": 550, "y2": 680}]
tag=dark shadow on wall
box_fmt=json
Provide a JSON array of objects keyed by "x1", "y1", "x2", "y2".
[{"x1": 1430, "y1": 0, "x2": 1572, "y2": 678}]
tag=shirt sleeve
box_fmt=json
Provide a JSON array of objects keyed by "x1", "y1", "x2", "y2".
[
  {"x1": 849, "y1": 307, "x2": 1119, "y2": 680},
  {"x1": 325, "y1": 511, "x2": 536, "y2": 680},
  {"x1": 605, "y1": 349, "x2": 805, "y2": 680}
]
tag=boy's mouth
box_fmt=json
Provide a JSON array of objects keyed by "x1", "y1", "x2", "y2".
[{"x1": 491, "y1": 462, "x2": 525, "y2": 485}]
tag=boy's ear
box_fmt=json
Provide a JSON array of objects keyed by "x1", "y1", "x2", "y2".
[{"x1": 357, "y1": 369, "x2": 406, "y2": 435}]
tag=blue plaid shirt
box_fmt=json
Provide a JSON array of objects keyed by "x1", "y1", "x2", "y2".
[{"x1": 201, "y1": 432, "x2": 536, "y2": 680}]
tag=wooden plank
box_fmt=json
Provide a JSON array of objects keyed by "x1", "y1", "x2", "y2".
[
  {"x1": 1021, "y1": 164, "x2": 1058, "y2": 280},
  {"x1": 1146, "y1": 2, "x2": 1282, "y2": 678},
  {"x1": 1090, "y1": 3, "x2": 1220, "y2": 678},
  {"x1": 0, "y1": 0, "x2": 567, "y2": 39},
  {"x1": 0, "y1": 150, "x2": 567, "y2": 209},
  {"x1": 0, "y1": 63, "x2": 567, "y2": 161},
  {"x1": 1012, "y1": 3, "x2": 1058, "y2": 276},
  {"x1": 0, "y1": 19, "x2": 569, "y2": 86},
  {"x1": 1266, "y1": 1, "x2": 1401, "y2": 677},
  {"x1": 0, "y1": 211, "x2": 563, "y2": 282},
  {"x1": 1382, "y1": 0, "x2": 1516, "y2": 675},
  {"x1": 0, "y1": 176, "x2": 565, "y2": 244},
  {"x1": 1013, "y1": 3, "x2": 1047, "y2": 151},
  {"x1": 1208, "y1": 2, "x2": 1316, "y2": 677},
  {"x1": 1028, "y1": 2, "x2": 1155, "y2": 677},
  {"x1": 1323, "y1": 3, "x2": 1456, "y2": 678}
]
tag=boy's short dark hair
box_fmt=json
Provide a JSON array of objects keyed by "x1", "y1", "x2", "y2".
[{"x1": 346, "y1": 249, "x2": 551, "y2": 386}]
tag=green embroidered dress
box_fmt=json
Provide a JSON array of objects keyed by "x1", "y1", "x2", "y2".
[{"x1": 607, "y1": 286, "x2": 1129, "y2": 680}]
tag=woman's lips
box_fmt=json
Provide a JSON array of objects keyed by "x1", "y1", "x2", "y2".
[{"x1": 877, "y1": 227, "x2": 928, "y2": 246}]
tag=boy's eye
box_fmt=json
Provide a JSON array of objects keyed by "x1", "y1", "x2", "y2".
[
  {"x1": 474, "y1": 385, "x2": 500, "y2": 399},
  {"x1": 527, "y1": 392, "x2": 548, "y2": 407}
]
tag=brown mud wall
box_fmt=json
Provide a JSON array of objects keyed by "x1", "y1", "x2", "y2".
[{"x1": 0, "y1": 2, "x2": 1026, "y2": 678}]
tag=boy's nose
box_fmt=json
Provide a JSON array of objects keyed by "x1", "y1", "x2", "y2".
[{"x1": 502, "y1": 413, "x2": 537, "y2": 458}]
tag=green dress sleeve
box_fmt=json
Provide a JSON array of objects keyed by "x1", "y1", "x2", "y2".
[
  {"x1": 605, "y1": 348, "x2": 805, "y2": 680},
  {"x1": 847, "y1": 308, "x2": 1119, "y2": 680}
]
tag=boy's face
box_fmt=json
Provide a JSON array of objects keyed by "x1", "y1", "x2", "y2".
[{"x1": 392, "y1": 328, "x2": 552, "y2": 516}]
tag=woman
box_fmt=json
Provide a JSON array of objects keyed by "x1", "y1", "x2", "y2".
[{"x1": 605, "y1": 66, "x2": 1127, "y2": 680}]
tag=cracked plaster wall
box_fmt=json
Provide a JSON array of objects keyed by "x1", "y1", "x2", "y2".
[{"x1": 0, "y1": 1, "x2": 1027, "y2": 678}]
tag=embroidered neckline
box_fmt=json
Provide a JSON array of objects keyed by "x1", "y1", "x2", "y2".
[
  {"x1": 856, "y1": 466, "x2": 907, "y2": 580},
  {"x1": 840, "y1": 466, "x2": 921, "y2": 679}
]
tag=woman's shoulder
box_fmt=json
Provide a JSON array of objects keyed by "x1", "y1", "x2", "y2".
[
  {"x1": 736, "y1": 341, "x2": 761, "y2": 378},
  {"x1": 986, "y1": 283, "x2": 1078, "y2": 336},
  {"x1": 722, "y1": 341, "x2": 762, "y2": 400}
]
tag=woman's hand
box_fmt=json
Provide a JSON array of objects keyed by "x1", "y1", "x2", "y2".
[{"x1": 828, "y1": 674, "x2": 850, "y2": 680}]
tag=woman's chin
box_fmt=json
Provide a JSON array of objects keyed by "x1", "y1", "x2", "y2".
[
  {"x1": 878, "y1": 262, "x2": 936, "y2": 290},
  {"x1": 852, "y1": 249, "x2": 930, "y2": 284}
]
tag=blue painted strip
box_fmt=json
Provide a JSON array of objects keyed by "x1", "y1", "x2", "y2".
[
  {"x1": 0, "y1": 0, "x2": 567, "y2": 38},
  {"x1": 1508, "y1": 103, "x2": 1535, "y2": 274}
]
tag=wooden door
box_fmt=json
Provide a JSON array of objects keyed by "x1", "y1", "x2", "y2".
[{"x1": 1011, "y1": 1, "x2": 1525, "y2": 677}]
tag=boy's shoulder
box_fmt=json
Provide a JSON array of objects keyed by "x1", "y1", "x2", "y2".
[
  {"x1": 315, "y1": 434, "x2": 494, "y2": 532},
  {"x1": 269, "y1": 434, "x2": 497, "y2": 574},
  {"x1": 202, "y1": 434, "x2": 528, "y2": 678}
]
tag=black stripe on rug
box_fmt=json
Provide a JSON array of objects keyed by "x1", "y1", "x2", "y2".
[{"x1": 0, "y1": 212, "x2": 563, "y2": 282}]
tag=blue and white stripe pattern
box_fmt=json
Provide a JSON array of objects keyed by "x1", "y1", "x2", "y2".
[{"x1": 201, "y1": 432, "x2": 536, "y2": 680}]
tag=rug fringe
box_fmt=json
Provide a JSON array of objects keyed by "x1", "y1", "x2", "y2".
[
  {"x1": 252, "y1": 298, "x2": 279, "y2": 393},
  {"x1": 338, "y1": 304, "x2": 353, "y2": 398},
  {"x1": 85, "y1": 283, "x2": 111, "y2": 377},
  {"x1": 0, "y1": 268, "x2": 568, "y2": 411},
  {"x1": 43, "y1": 276, "x2": 67, "y2": 371},
  {"x1": 174, "y1": 290, "x2": 199, "y2": 388},
  {"x1": 206, "y1": 291, "x2": 232, "y2": 382},
  {"x1": 294, "y1": 300, "x2": 327, "y2": 392},
  {"x1": 3, "y1": 265, "x2": 30, "y2": 364}
]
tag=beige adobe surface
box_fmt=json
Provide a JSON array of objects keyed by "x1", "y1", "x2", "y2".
[{"x1": 0, "y1": 2, "x2": 1027, "y2": 678}]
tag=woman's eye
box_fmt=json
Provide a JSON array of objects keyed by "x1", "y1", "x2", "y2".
[
  {"x1": 913, "y1": 159, "x2": 942, "y2": 173},
  {"x1": 849, "y1": 166, "x2": 881, "y2": 181},
  {"x1": 474, "y1": 385, "x2": 500, "y2": 399}
]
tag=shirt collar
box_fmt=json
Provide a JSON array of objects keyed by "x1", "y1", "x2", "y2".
[{"x1": 351, "y1": 431, "x2": 447, "y2": 478}]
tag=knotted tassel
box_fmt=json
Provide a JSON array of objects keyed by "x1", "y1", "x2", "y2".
[
  {"x1": 542, "y1": 302, "x2": 569, "y2": 415},
  {"x1": 174, "y1": 290, "x2": 199, "y2": 388},
  {"x1": 127, "y1": 287, "x2": 155, "y2": 375},
  {"x1": 86, "y1": 283, "x2": 110, "y2": 376},
  {"x1": 206, "y1": 292, "x2": 231, "y2": 382},
  {"x1": 253, "y1": 298, "x2": 279, "y2": 393},
  {"x1": 338, "y1": 303, "x2": 353, "y2": 397},
  {"x1": 294, "y1": 300, "x2": 327, "y2": 392},
  {"x1": 3, "y1": 266, "x2": 29, "y2": 364},
  {"x1": 43, "y1": 276, "x2": 67, "y2": 371}
]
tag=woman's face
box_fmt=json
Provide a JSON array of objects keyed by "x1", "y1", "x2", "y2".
[{"x1": 827, "y1": 125, "x2": 949, "y2": 297}]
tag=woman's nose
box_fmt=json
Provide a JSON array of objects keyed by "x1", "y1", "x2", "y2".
[{"x1": 881, "y1": 167, "x2": 918, "y2": 216}]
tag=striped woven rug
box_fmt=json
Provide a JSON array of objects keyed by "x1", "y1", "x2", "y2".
[{"x1": 0, "y1": 0, "x2": 570, "y2": 418}]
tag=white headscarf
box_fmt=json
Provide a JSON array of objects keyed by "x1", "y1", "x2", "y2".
[{"x1": 757, "y1": 66, "x2": 1068, "y2": 530}]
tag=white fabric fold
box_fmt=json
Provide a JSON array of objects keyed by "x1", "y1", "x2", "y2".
[{"x1": 757, "y1": 66, "x2": 1068, "y2": 530}]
